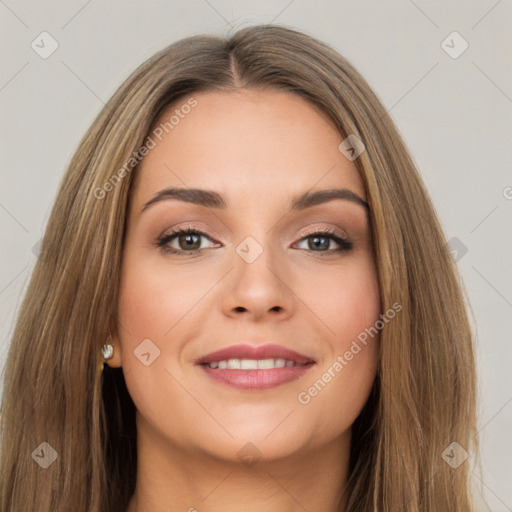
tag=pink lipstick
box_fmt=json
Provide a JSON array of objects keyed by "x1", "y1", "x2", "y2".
[{"x1": 195, "y1": 343, "x2": 316, "y2": 390}]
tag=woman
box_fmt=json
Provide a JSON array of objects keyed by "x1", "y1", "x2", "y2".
[{"x1": 0, "y1": 24, "x2": 477, "y2": 511}]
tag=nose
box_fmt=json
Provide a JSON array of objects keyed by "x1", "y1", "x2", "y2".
[{"x1": 220, "y1": 241, "x2": 295, "y2": 322}]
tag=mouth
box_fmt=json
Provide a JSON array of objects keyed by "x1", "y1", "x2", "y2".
[{"x1": 195, "y1": 343, "x2": 316, "y2": 390}]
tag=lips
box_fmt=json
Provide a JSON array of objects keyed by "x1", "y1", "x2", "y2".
[
  {"x1": 195, "y1": 343, "x2": 316, "y2": 390},
  {"x1": 195, "y1": 343, "x2": 316, "y2": 366}
]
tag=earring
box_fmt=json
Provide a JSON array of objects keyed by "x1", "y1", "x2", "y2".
[{"x1": 101, "y1": 341, "x2": 114, "y2": 361}]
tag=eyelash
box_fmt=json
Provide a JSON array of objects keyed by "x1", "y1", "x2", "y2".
[{"x1": 156, "y1": 226, "x2": 353, "y2": 257}]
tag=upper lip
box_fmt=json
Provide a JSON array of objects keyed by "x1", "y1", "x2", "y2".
[{"x1": 195, "y1": 344, "x2": 316, "y2": 365}]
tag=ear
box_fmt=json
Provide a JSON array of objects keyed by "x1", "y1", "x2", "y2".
[{"x1": 105, "y1": 324, "x2": 123, "y2": 368}]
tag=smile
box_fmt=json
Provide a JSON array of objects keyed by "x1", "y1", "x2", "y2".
[{"x1": 196, "y1": 343, "x2": 316, "y2": 390}]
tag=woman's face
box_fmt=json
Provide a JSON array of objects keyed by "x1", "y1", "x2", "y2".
[{"x1": 114, "y1": 88, "x2": 380, "y2": 462}]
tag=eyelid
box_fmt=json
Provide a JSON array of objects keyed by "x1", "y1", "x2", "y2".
[
  {"x1": 297, "y1": 225, "x2": 349, "y2": 240},
  {"x1": 157, "y1": 223, "x2": 219, "y2": 241}
]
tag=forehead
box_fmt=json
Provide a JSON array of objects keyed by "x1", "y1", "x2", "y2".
[{"x1": 132, "y1": 89, "x2": 365, "y2": 205}]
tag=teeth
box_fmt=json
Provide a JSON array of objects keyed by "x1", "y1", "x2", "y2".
[
  {"x1": 206, "y1": 358, "x2": 301, "y2": 370},
  {"x1": 242, "y1": 359, "x2": 258, "y2": 370},
  {"x1": 257, "y1": 359, "x2": 274, "y2": 369}
]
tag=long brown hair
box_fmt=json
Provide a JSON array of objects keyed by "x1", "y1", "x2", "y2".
[{"x1": 0, "y1": 24, "x2": 477, "y2": 511}]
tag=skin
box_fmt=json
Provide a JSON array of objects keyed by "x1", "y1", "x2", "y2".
[{"x1": 110, "y1": 88, "x2": 381, "y2": 512}]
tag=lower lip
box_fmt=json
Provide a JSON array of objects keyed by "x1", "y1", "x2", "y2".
[{"x1": 199, "y1": 364, "x2": 315, "y2": 390}]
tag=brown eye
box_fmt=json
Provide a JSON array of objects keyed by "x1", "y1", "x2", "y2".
[
  {"x1": 177, "y1": 233, "x2": 201, "y2": 251},
  {"x1": 157, "y1": 227, "x2": 219, "y2": 255}
]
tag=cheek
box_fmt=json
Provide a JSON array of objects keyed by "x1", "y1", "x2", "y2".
[
  {"x1": 115, "y1": 255, "x2": 209, "y2": 436},
  {"x1": 297, "y1": 254, "x2": 380, "y2": 344},
  {"x1": 117, "y1": 254, "x2": 212, "y2": 341},
  {"x1": 293, "y1": 257, "x2": 380, "y2": 435}
]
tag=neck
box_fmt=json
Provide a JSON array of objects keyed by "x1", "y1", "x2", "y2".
[{"x1": 126, "y1": 422, "x2": 350, "y2": 512}]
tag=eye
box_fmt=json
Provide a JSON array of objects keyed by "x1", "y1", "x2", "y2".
[
  {"x1": 156, "y1": 226, "x2": 353, "y2": 256},
  {"x1": 294, "y1": 228, "x2": 353, "y2": 255},
  {"x1": 157, "y1": 227, "x2": 220, "y2": 255}
]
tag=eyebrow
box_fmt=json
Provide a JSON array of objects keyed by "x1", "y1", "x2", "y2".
[{"x1": 141, "y1": 187, "x2": 369, "y2": 213}]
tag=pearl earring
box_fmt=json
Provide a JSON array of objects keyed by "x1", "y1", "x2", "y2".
[{"x1": 101, "y1": 342, "x2": 114, "y2": 361}]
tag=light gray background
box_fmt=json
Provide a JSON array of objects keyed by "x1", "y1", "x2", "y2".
[{"x1": 1, "y1": 1, "x2": 510, "y2": 510}]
